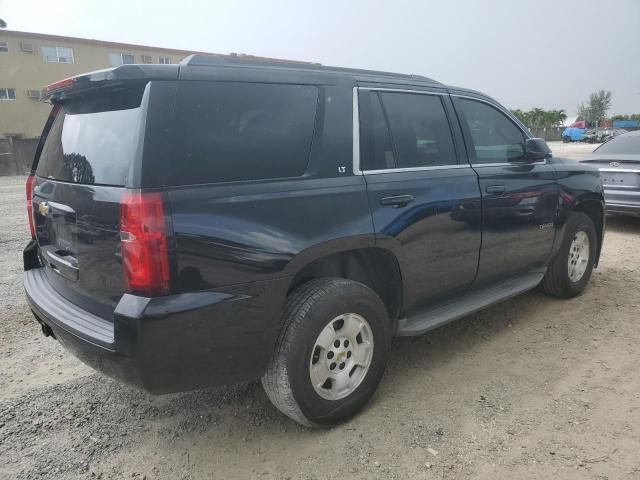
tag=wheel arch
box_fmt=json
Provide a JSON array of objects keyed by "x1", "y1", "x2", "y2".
[
  {"x1": 556, "y1": 195, "x2": 605, "y2": 267},
  {"x1": 287, "y1": 247, "x2": 404, "y2": 325}
]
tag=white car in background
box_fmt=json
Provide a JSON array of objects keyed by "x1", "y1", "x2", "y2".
[{"x1": 581, "y1": 131, "x2": 640, "y2": 216}]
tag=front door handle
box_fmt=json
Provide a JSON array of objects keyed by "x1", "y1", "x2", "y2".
[
  {"x1": 485, "y1": 185, "x2": 507, "y2": 195},
  {"x1": 380, "y1": 194, "x2": 415, "y2": 207}
]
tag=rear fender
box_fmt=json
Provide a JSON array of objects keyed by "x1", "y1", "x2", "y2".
[{"x1": 283, "y1": 235, "x2": 376, "y2": 276}]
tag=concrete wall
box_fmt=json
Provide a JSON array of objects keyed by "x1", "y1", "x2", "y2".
[
  {"x1": 528, "y1": 127, "x2": 564, "y2": 142},
  {"x1": 0, "y1": 137, "x2": 38, "y2": 175},
  {"x1": 0, "y1": 30, "x2": 198, "y2": 139}
]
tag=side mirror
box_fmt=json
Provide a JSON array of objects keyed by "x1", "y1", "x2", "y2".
[{"x1": 524, "y1": 138, "x2": 552, "y2": 162}]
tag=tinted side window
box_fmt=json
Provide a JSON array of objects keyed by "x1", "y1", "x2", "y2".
[
  {"x1": 457, "y1": 98, "x2": 526, "y2": 163},
  {"x1": 172, "y1": 82, "x2": 318, "y2": 185},
  {"x1": 380, "y1": 92, "x2": 457, "y2": 168},
  {"x1": 358, "y1": 91, "x2": 396, "y2": 171}
]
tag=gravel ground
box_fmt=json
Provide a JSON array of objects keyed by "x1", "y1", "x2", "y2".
[{"x1": 2, "y1": 147, "x2": 639, "y2": 479}]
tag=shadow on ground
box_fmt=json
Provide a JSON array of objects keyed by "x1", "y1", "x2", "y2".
[{"x1": 605, "y1": 215, "x2": 640, "y2": 234}]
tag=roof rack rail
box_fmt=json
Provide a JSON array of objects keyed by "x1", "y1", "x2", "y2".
[
  {"x1": 182, "y1": 54, "x2": 321, "y2": 68},
  {"x1": 181, "y1": 54, "x2": 441, "y2": 84}
]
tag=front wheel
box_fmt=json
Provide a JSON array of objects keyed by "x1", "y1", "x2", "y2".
[
  {"x1": 541, "y1": 212, "x2": 597, "y2": 298},
  {"x1": 262, "y1": 278, "x2": 391, "y2": 427}
]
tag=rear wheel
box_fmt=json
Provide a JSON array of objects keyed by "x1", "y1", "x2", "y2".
[
  {"x1": 262, "y1": 278, "x2": 391, "y2": 427},
  {"x1": 541, "y1": 212, "x2": 597, "y2": 298}
]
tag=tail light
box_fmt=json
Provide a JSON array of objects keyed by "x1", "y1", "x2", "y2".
[
  {"x1": 43, "y1": 77, "x2": 75, "y2": 95},
  {"x1": 119, "y1": 191, "x2": 170, "y2": 296},
  {"x1": 26, "y1": 175, "x2": 36, "y2": 238}
]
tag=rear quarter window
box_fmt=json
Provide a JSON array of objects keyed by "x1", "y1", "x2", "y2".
[{"x1": 170, "y1": 82, "x2": 319, "y2": 185}]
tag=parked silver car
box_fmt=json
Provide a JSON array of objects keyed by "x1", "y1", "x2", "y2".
[{"x1": 581, "y1": 131, "x2": 640, "y2": 216}]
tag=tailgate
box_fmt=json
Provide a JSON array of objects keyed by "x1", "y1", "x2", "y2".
[{"x1": 32, "y1": 85, "x2": 148, "y2": 316}]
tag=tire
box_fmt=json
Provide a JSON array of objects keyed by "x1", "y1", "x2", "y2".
[
  {"x1": 262, "y1": 278, "x2": 391, "y2": 427},
  {"x1": 562, "y1": 136, "x2": 570, "y2": 143},
  {"x1": 541, "y1": 212, "x2": 597, "y2": 298}
]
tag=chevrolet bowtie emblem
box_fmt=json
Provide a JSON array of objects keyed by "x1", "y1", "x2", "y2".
[{"x1": 38, "y1": 201, "x2": 50, "y2": 217}]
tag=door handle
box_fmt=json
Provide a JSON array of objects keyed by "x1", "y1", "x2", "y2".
[
  {"x1": 380, "y1": 194, "x2": 415, "y2": 207},
  {"x1": 485, "y1": 185, "x2": 507, "y2": 195}
]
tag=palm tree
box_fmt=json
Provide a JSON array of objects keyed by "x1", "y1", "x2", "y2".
[{"x1": 510, "y1": 108, "x2": 567, "y2": 129}]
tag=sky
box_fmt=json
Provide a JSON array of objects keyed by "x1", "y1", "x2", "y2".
[{"x1": 1, "y1": 0, "x2": 639, "y2": 116}]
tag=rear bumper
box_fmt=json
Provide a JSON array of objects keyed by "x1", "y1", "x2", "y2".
[
  {"x1": 606, "y1": 204, "x2": 640, "y2": 217},
  {"x1": 23, "y1": 247, "x2": 288, "y2": 394},
  {"x1": 604, "y1": 189, "x2": 640, "y2": 217}
]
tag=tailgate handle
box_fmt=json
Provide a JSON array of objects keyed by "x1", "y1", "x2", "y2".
[
  {"x1": 44, "y1": 249, "x2": 79, "y2": 282},
  {"x1": 380, "y1": 194, "x2": 415, "y2": 208}
]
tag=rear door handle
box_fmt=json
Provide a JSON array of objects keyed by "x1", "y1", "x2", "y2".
[
  {"x1": 485, "y1": 185, "x2": 507, "y2": 195},
  {"x1": 380, "y1": 194, "x2": 415, "y2": 207}
]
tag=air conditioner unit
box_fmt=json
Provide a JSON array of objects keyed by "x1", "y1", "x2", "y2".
[
  {"x1": 142, "y1": 54, "x2": 152, "y2": 63},
  {"x1": 20, "y1": 42, "x2": 34, "y2": 53},
  {"x1": 26, "y1": 89, "x2": 41, "y2": 99}
]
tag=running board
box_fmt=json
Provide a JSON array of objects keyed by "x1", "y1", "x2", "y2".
[{"x1": 396, "y1": 269, "x2": 546, "y2": 336}]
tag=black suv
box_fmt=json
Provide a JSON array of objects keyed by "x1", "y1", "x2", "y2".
[{"x1": 23, "y1": 56, "x2": 605, "y2": 427}]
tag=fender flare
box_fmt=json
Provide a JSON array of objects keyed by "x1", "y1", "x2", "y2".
[{"x1": 553, "y1": 193, "x2": 605, "y2": 266}]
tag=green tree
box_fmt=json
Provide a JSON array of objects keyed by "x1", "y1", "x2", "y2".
[
  {"x1": 577, "y1": 90, "x2": 612, "y2": 124},
  {"x1": 553, "y1": 109, "x2": 568, "y2": 126},
  {"x1": 611, "y1": 113, "x2": 640, "y2": 122},
  {"x1": 511, "y1": 109, "x2": 526, "y2": 124},
  {"x1": 610, "y1": 114, "x2": 628, "y2": 121},
  {"x1": 510, "y1": 108, "x2": 566, "y2": 128}
]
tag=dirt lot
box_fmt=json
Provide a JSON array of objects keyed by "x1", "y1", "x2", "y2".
[
  {"x1": 2, "y1": 145, "x2": 639, "y2": 479},
  {"x1": 548, "y1": 141, "x2": 600, "y2": 162}
]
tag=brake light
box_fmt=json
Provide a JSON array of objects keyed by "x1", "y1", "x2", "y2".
[
  {"x1": 119, "y1": 191, "x2": 170, "y2": 296},
  {"x1": 26, "y1": 175, "x2": 36, "y2": 238},
  {"x1": 43, "y1": 78, "x2": 74, "y2": 94}
]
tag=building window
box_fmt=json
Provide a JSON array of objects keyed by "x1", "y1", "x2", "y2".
[
  {"x1": 42, "y1": 46, "x2": 75, "y2": 63},
  {"x1": 159, "y1": 56, "x2": 171, "y2": 64},
  {"x1": 0, "y1": 88, "x2": 17, "y2": 100},
  {"x1": 0, "y1": 42, "x2": 8, "y2": 53},
  {"x1": 109, "y1": 53, "x2": 135, "y2": 66},
  {"x1": 26, "y1": 89, "x2": 42, "y2": 100},
  {"x1": 20, "y1": 42, "x2": 34, "y2": 53}
]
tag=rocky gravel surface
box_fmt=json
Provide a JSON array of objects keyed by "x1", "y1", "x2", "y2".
[{"x1": 1, "y1": 170, "x2": 639, "y2": 479}]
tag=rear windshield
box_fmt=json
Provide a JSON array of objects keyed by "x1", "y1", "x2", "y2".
[
  {"x1": 170, "y1": 82, "x2": 319, "y2": 185},
  {"x1": 36, "y1": 86, "x2": 146, "y2": 186},
  {"x1": 594, "y1": 134, "x2": 640, "y2": 155}
]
